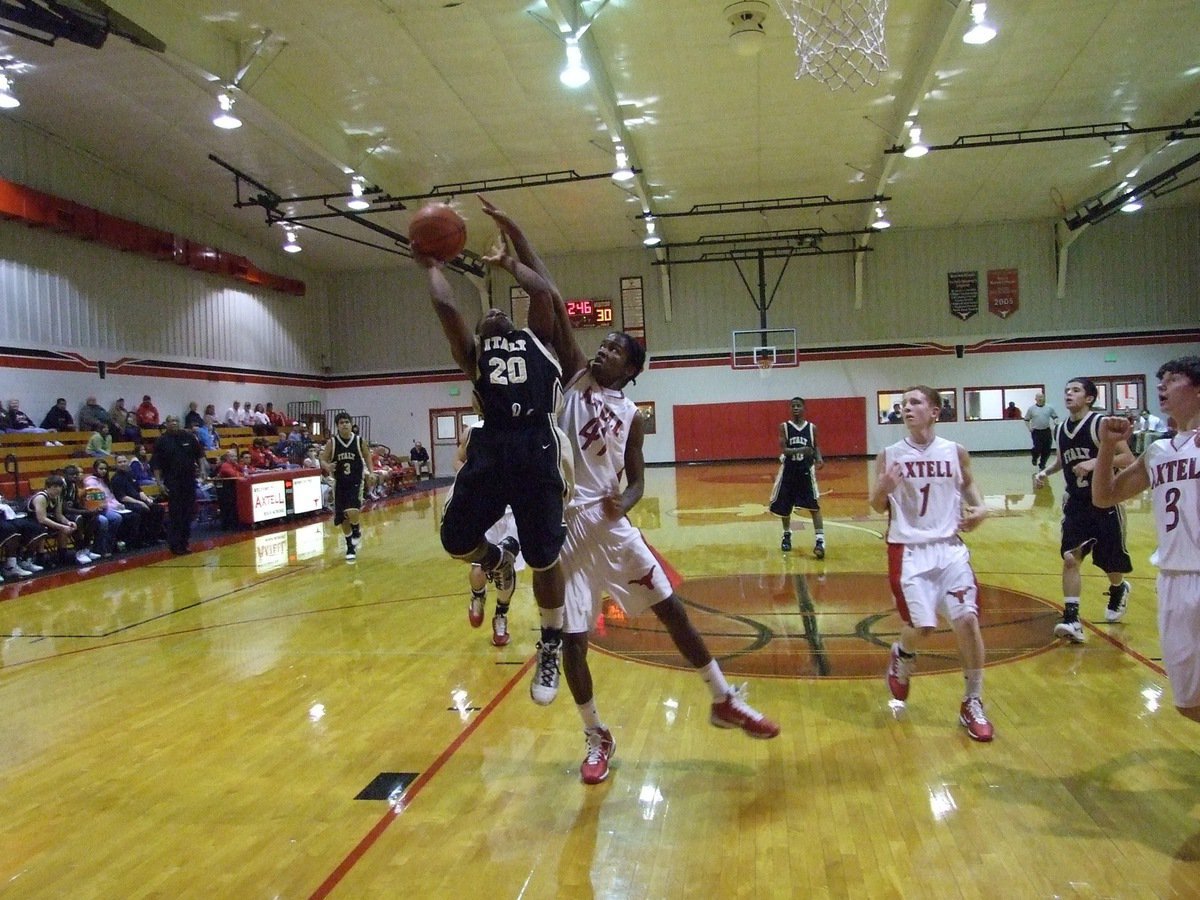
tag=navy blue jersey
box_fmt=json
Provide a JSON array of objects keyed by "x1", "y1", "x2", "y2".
[
  {"x1": 782, "y1": 420, "x2": 817, "y2": 470},
  {"x1": 472, "y1": 327, "x2": 563, "y2": 430},
  {"x1": 329, "y1": 432, "x2": 367, "y2": 484},
  {"x1": 1057, "y1": 412, "x2": 1102, "y2": 512}
]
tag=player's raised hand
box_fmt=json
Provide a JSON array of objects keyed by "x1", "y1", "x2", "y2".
[{"x1": 1098, "y1": 415, "x2": 1133, "y2": 445}]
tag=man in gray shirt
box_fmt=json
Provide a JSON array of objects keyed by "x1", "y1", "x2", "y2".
[{"x1": 1024, "y1": 392, "x2": 1059, "y2": 469}]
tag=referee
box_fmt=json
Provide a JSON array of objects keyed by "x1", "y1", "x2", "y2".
[{"x1": 150, "y1": 415, "x2": 206, "y2": 555}]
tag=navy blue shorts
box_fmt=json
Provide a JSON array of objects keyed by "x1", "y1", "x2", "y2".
[{"x1": 1061, "y1": 501, "x2": 1131, "y2": 574}]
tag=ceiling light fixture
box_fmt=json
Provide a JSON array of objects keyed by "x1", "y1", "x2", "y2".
[
  {"x1": 903, "y1": 125, "x2": 929, "y2": 158},
  {"x1": 726, "y1": 1, "x2": 768, "y2": 57},
  {"x1": 612, "y1": 146, "x2": 635, "y2": 183},
  {"x1": 1120, "y1": 198, "x2": 1143, "y2": 213},
  {"x1": 212, "y1": 92, "x2": 241, "y2": 130},
  {"x1": 642, "y1": 218, "x2": 661, "y2": 246},
  {"x1": 963, "y1": 1, "x2": 997, "y2": 45},
  {"x1": 0, "y1": 71, "x2": 19, "y2": 110},
  {"x1": 346, "y1": 176, "x2": 371, "y2": 211},
  {"x1": 560, "y1": 36, "x2": 590, "y2": 88},
  {"x1": 870, "y1": 205, "x2": 891, "y2": 229},
  {"x1": 282, "y1": 228, "x2": 302, "y2": 253}
]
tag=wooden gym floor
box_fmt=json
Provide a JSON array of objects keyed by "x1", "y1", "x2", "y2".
[{"x1": 1, "y1": 455, "x2": 1197, "y2": 899}]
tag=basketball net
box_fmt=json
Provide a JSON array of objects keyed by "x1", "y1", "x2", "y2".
[{"x1": 774, "y1": 0, "x2": 889, "y2": 92}]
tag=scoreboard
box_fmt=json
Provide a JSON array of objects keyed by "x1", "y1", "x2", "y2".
[{"x1": 564, "y1": 299, "x2": 615, "y2": 329}]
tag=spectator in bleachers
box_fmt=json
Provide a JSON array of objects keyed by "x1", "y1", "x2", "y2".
[
  {"x1": 241, "y1": 401, "x2": 254, "y2": 426},
  {"x1": 3, "y1": 398, "x2": 50, "y2": 433},
  {"x1": 0, "y1": 496, "x2": 47, "y2": 577},
  {"x1": 212, "y1": 449, "x2": 247, "y2": 529},
  {"x1": 86, "y1": 429, "x2": 113, "y2": 457},
  {"x1": 265, "y1": 402, "x2": 287, "y2": 433},
  {"x1": 27, "y1": 474, "x2": 87, "y2": 566},
  {"x1": 60, "y1": 465, "x2": 102, "y2": 564},
  {"x1": 250, "y1": 437, "x2": 288, "y2": 470},
  {"x1": 129, "y1": 446, "x2": 155, "y2": 486},
  {"x1": 79, "y1": 396, "x2": 113, "y2": 437},
  {"x1": 110, "y1": 455, "x2": 164, "y2": 547},
  {"x1": 202, "y1": 403, "x2": 220, "y2": 428},
  {"x1": 135, "y1": 395, "x2": 160, "y2": 428},
  {"x1": 184, "y1": 401, "x2": 204, "y2": 429},
  {"x1": 83, "y1": 459, "x2": 130, "y2": 557},
  {"x1": 40, "y1": 397, "x2": 75, "y2": 431},
  {"x1": 108, "y1": 397, "x2": 139, "y2": 441},
  {"x1": 223, "y1": 400, "x2": 241, "y2": 426},
  {"x1": 194, "y1": 421, "x2": 219, "y2": 452},
  {"x1": 249, "y1": 402, "x2": 271, "y2": 435}
]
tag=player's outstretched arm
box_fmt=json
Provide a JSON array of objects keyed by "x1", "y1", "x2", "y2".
[
  {"x1": 1093, "y1": 415, "x2": 1148, "y2": 507},
  {"x1": 418, "y1": 254, "x2": 476, "y2": 376},
  {"x1": 604, "y1": 412, "x2": 646, "y2": 520},
  {"x1": 478, "y1": 195, "x2": 554, "y2": 286}
]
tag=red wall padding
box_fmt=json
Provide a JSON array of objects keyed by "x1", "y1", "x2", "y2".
[{"x1": 673, "y1": 397, "x2": 867, "y2": 461}]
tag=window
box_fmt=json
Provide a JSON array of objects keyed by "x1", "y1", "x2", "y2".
[
  {"x1": 963, "y1": 384, "x2": 1044, "y2": 422},
  {"x1": 877, "y1": 388, "x2": 956, "y2": 424},
  {"x1": 1080, "y1": 375, "x2": 1144, "y2": 413}
]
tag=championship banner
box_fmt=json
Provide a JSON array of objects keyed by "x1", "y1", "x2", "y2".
[
  {"x1": 988, "y1": 268, "x2": 1019, "y2": 319},
  {"x1": 948, "y1": 271, "x2": 979, "y2": 321}
]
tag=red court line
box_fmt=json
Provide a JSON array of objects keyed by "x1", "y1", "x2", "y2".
[{"x1": 309, "y1": 655, "x2": 536, "y2": 899}]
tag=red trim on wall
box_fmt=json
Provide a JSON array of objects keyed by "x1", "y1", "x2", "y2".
[{"x1": 673, "y1": 397, "x2": 867, "y2": 461}]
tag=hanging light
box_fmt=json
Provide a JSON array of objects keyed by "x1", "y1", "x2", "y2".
[
  {"x1": 870, "y1": 205, "x2": 891, "y2": 230},
  {"x1": 1120, "y1": 198, "x2": 1143, "y2": 213},
  {"x1": 212, "y1": 92, "x2": 242, "y2": 129},
  {"x1": 642, "y1": 218, "x2": 661, "y2": 246},
  {"x1": 963, "y1": 2, "x2": 997, "y2": 45},
  {"x1": 612, "y1": 146, "x2": 635, "y2": 183},
  {"x1": 903, "y1": 125, "x2": 929, "y2": 158},
  {"x1": 560, "y1": 36, "x2": 590, "y2": 88},
  {"x1": 346, "y1": 176, "x2": 371, "y2": 211},
  {"x1": 282, "y1": 228, "x2": 302, "y2": 253},
  {"x1": 0, "y1": 72, "x2": 19, "y2": 110}
]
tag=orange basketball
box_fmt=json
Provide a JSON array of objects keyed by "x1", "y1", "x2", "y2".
[{"x1": 408, "y1": 204, "x2": 467, "y2": 262}]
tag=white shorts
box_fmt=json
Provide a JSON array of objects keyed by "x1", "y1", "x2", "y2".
[
  {"x1": 562, "y1": 503, "x2": 673, "y2": 635},
  {"x1": 482, "y1": 507, "x2": 526, "y2": 572},
  {"x1": 1157, "y1": 571, "x2": 1200, "y2": 709},
  {"x1": 887, "y1": 538, "x2": 979, "y2": 629}
]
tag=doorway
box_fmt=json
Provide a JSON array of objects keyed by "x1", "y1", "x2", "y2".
[{"x1": 428, "y1": 406, "x2": 480, "y2": 477}]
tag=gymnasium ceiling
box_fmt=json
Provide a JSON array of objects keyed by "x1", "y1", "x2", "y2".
[{"x1": 1, "y1": 0, "x2": 1198, "y2": 274}]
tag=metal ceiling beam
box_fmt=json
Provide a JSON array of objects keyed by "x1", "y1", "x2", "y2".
[
  {"x1": 641, "y1": 195, "x2": 887, "y2": 219},
  {"x1": 1064, "y1": 148, "x2": 1200, "y2": 231},
  {"x1": 885, "y1": 118, "x2": 1200, "y2": 155},
  {"x1": 653, "y1": 245, "x2": 871, "y2": 266}
]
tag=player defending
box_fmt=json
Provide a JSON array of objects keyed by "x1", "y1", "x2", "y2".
[
  {"x1": 1093, "y1": 355, "x2": 1200, "y2": 723},
  {"x1": 420, "y1": 211, "x2": 571, "y2": 705},
  {"x1": 1034, "y1": 377, "x2": 1134, "y2": 640},
  {"x1": 320, "y1": 412, "x2": 367, "y2": 561},
  {"x1": 481, "y1": 198, "x2": 779, "y2": 785},
  {"x1": 770, "y1": 396, "x2": 825, "y2": 556},
  {"x1": 869, "y1": 386, "x2": 994, "y2": 742}
]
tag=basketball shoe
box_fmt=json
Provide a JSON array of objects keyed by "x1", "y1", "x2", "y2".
[
  {"x1": 580, "y1": 726, "x2": 616, "y2": 784},
  {"x1": 530, "y1": 638, "x2": 562, "y2": 705},
  {"x1": 345, "y1": 537, "x2": 356, "y2": 562},
  {"x1": 886, "y1": 642, "x2": 915, "y2": 702},
  {"x1": 959, "y1": 696, "x2": 994, "y2": 742},
  {"x1": 468, "y1": 588, "x2": 486, "y2": 628},
  {"x1": 487, "y1": 537, "x2": 520, "y2": 606},
  {"x1": 710, "y1": 684, "x2": 780, "y2": 738},
  {"x1": 780, "y1": 531, "x2": 792, "y2": 552},
  {"x1": 491, "y1": 610, "x2": 510, "y2": 647},
  {"x1": 1105, "y1": 581, "x2": 1131, "y2": 623},
  {"x1": 1053, "y1": 604, "x2": 1085, "y2": 643},
  {"x1": 813, "y1": 537, "x2": 825, "y2": 560}
]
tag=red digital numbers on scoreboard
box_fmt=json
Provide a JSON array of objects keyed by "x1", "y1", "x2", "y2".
[{"x1": 565, "y1": 299, "x2": 614, "y2": 328}]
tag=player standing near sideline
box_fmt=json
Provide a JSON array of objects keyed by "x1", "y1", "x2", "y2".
[
  {"x1": 1093, "y1": 355, "x2": 1200, "y2": 723},
  {"x1": 1034, "y1": 377, "x2": 1135, "y2": 641},
  {"x1": 419, "y1": 204, "x2": 572, "y2": 705},
  {"x1": 320, "y1": 412, "x2": 367, "y2": 561},
  {"x1": 769, "y1": 396, "x2": 826, "y2": 557},
  {"x1": 869, "y1": 386, "x2": 994, "y2": 742},
  {"x1": 480, "y1": 198, "x2": 779, "y2": 785}
]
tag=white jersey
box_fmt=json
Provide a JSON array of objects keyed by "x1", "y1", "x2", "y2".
[
  {"x1": 1144, "y1": 432, "x2": 1200, "y2": 572},
  {"x1": 559, "y1": 369, "x2": 638, "y2": 509},
  {"x1": 883, "y1": 435, "x2": 964, "y2": 544}
]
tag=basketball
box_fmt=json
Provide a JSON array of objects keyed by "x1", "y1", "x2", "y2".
[{"x1": 408, "y1": 204, "x2": 467, "y2": 262}]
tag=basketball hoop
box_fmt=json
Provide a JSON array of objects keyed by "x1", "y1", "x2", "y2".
[
  {"x1": 774, "y1": 0, "x2": 889, "y2": 92},
  {"x1": 754, "y1": 346, "x2": 776, "y2": 380}
]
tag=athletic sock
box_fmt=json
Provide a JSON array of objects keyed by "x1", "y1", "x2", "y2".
[
  {"x1": 699, "y1": 659, "x2": 731, "y2": 701},
  {"x1": 471, "y1": 588, "x2": 485, "y2": 600},
  {"x1": 577, "y1": 699, "x2": 602, "y2": 731},
  {"x1": 495, "y1": 601, "x2": 510, "y2": 615},
  {"x1": 539, "y1": 605, "x2": 565, "y2": 632},
  {"x1": 1063, "y1": 599, "x2": 1080, "y2": 622},
  {"x1": 964, "y1": 669, "x2": 983, "y2": 698}
]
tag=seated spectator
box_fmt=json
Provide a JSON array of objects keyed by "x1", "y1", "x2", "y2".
[
  {"x1": 193, "y1": 421, "x2": 219, "y2": 452},
  {"x1": 3, "y1": 398, "x2": 50, "y2": 433},
  {"x1": 83, "y1": 460, "x2": 132, "y2": 556},
  {"x1": 249, "y1": 437, "x2": 288, "y2": 470},
  {"x1": 40, "y1": 397, "x2": 75, "y2": 432},
  {"x1": 237, "y1": 449, "x2": 257, "y2": 473},
  {"x1": 59, "y1": 465, "x2": 102, "y2": 564},
  {"x1": 249, "y1": 402, "x2": 271, "y2": 435},
  {"x1": 223, "y1": 400, "x2": 242, "y2": 427},
  {"x1": 135, "y1": 394, "x2": 160, "y2": 428},
  {"x1": 27, "y1": 475, "x2": 87, "y2": 566},
  {"x1": 129, "y1": 447, "x2": 156, "y2": 486},
  {"x1": 409, "y1": 440, "x2": 431, "y2": 478},
  {"x1": 109, "y1": 397, "x2": 141, "y2": 441},
  {"x1": 79, "y1": 396, "x2": 114, "y2": 438},
  {"x1": 184, "y1": 401, "x2": 203, "y2": 429},
  {"x1": 202, "y1": 403, "x2": 220, "y2": 429},
  {"x1": 86, "y1": 430, "x2": 114, "y2": 458},
  {"x1": 211, "y1": 450, "x2": 248, "y2": 529},
  {"x1": 265, "y1": 402, "x2": 286, "y2": 434},
  {"x1": 109, "y1": 455, "x2": 164, "y2": 546},
  {"x1": 0, "y1": 496, "x2": 48, "y2": 577}
]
